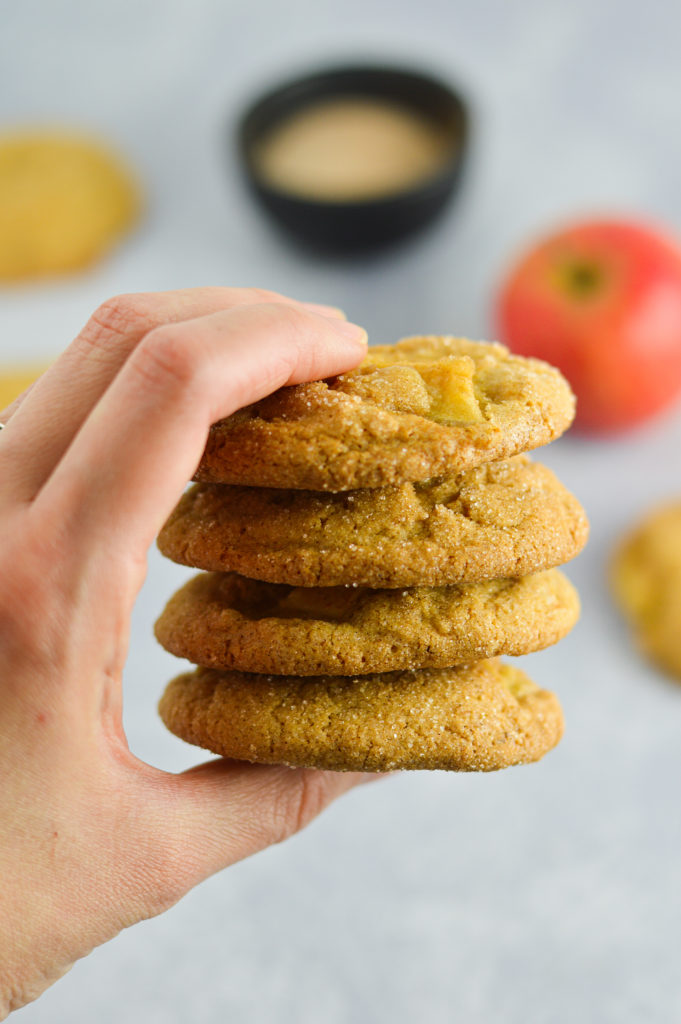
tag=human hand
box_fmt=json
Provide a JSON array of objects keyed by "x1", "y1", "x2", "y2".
[{"x1": 0, "y1": 288, "x2": 370, "y2": 1016}]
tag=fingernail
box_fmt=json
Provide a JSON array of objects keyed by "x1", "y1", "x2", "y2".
[
  {"x1": 302, "y1": 302, "x2": 347, "y2": 320},
  {"x1": 331, "y1": 320, "x2": 368, "y2": 346}
]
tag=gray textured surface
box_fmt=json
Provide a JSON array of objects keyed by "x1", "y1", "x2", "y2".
[{"x1": 3, "y1": 1, "x2": 681, "y2": 1021}]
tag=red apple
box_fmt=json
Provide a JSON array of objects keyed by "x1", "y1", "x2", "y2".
[{"x1": 496, "y1": 218, "x2": 681, "y2": 432}]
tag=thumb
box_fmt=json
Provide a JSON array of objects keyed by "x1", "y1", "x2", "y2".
[{"x1": 149, "y1": 759, "x2": 379, "y2": 891}]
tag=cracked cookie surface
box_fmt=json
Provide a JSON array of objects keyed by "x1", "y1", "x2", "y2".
[
  {"x1": 158, "y1": 659, "x2": 564, "y2": 771},
  {"x1": 159, "y1": 455, "x2": 589, "y2": 587},
  {"x1": 611, "y1": 502, "x2": 681, "y2": 680},
  {"x1": 154, "y1": 568, "x2": 579, "y2": 675},
  {"x1": 195, "y1": 336, "x2": 576, "y2": 491}
]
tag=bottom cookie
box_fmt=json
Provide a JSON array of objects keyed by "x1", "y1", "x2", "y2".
[{"x1": 158, "y1": 660, "x2": 563, "y2": 772}]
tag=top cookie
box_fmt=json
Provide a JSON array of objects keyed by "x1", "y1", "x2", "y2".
[{"x1": 195, "y1": 336, "x2": 576, "y2": 491}]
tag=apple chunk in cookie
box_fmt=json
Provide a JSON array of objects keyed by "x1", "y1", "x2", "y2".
[{"x1": 345, "y1": 353, "x2": 484, "y2": 424}]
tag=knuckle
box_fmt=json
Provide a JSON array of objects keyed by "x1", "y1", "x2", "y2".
[
  {"x1": 242, "y1": 286, "x2": 283, "y2": 305},
  {"x1": 252, "y1": 301, "x2": 311, "y2": 358},
  {"x1": 80, "y1": 293, "x2": 157, "y2": 349},
  {"x1": 268, "y1": 772, "x2": 334, "y2": 844},
  {"x1": 81, "y1": 810, "x2": 188, "y2": 924},
  {"x1": 115, "y1": 798, "x2": 211, "y2": 918},
  {"x1": 123, "y1": 845, "x2": 189, "y2": 920},
  {"x1": 132, "y1": 325, "x2": 204, "y2": 392},
  {"x1": 261, "y1": 303, "x2": 323, "y2": 380},
  {"x1": 256, "y1": 300, "x2": 307, "y2": 328}
]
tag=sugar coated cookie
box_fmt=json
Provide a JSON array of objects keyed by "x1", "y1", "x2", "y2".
[
  {"x1": 195, "y1": 336, "x2": 575, "y2": 491},
  {"x1": 154, "y1": 568, "x2": 579, "y2": 676},
  {"x1": 158, "y1": 659, "x2": 564, "y2": 772},
  {"x1": 159, "y1": 456, "x2": 588, "y2": 587}
]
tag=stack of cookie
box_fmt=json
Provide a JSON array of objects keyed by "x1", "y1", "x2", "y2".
[{"x1": 155, "y1": 336, "x2": 588, "y2": 772}]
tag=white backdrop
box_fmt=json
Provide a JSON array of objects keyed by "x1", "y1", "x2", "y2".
[{"x1": 4, "y1": 2, "x2": 681, "y2": 1021}]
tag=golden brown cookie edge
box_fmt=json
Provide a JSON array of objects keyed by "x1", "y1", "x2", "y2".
[
  {"x1": 158, "y1": 459, "x2": 590, "y2": 587},
  {"x1": 153, "y1": 568, "x2": 580, "y2": 676},
  {"x1": 158, "y1": 660, "x2": 564, "y2": 772},
  {"x1": 194, "y1": 338, "x2": 576, "y2": 491}
]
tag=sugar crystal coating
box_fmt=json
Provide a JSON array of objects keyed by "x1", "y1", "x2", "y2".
[
  {"x1": 159, "y1": 455, "x2": 589, "y2": 587},
  {"x1": 155, "y1": 334, "x2": 583, "y2": 771},
  {"x1": 154, "y1": 568, "x2": 580, "y2": 676},
  {"x1": 158, "y1": 660, "x2": 564, "y2": 772}
]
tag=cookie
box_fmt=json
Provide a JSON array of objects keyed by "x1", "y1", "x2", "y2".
[
  {"x1": 195, "y1": 336, "x2": 576, "y2": 491},
  {"x1": 159, "y1": 455, "x2": 589, "y2": 587},
  {"x1": 0, "y1": 365, "x2": 44, "y2": 412},
  {"x1": 611, "y1": 502, "x2": 681, "y2": 680},
  {"x1": 154, "y1": 568, "x2": 579, "y2": 676},
  {"x1": 0, "y1": 132, "x2": 139, "y2": 281},
  {"x1": 158, "y1": 659, "x2": 564, "y2": 771}
]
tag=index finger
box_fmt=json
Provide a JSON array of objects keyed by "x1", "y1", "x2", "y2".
[
  {"x1": 35, "y1": 302, "x2": 367, "y2": 572},
  {"x1": 0, "y1": 287, "x2": 344, "y2": 504}
]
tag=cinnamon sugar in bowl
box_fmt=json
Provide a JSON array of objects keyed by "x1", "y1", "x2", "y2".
[{"x1": 238, "y1": 65, "x2": 469, "y2": 252}]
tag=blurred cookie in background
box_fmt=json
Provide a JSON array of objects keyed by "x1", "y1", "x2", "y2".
[
  {"x1": 0, "y1": 131, "x2": 140, "y2": 282},
  {"x1": 611, "y1": 503, "x2": 681, "y2": 680},
  {"x1": 0, "y1": 364, "x2": 45, "y2": 410}
]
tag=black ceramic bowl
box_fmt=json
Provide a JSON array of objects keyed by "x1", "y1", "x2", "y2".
[{"x1": 238, "y1": 64, "x2": 469, "y2": 253}]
